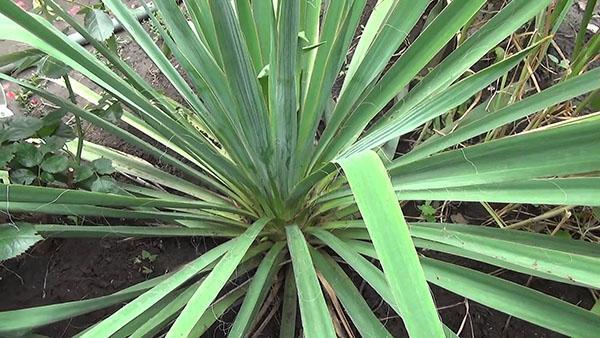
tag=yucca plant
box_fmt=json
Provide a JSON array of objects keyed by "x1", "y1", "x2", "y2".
[{"x1": 1, "y1": 0, "x2": 600, "y2": 336}]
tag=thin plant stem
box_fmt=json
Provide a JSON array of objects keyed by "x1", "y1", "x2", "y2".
[
  {"x1": 573, "y1": 0, "x2": 598, "y2": 60},
  {"x1": 62, "y1": 74, "x2": 83, "y2": 165},
  {"x1": 573, "y1": 89, "x2": 600, "y2": 116}
]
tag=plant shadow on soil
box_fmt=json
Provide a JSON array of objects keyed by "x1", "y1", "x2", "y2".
[{"x1": 1, "y1": 0, "x2": 598, "y2": 337}]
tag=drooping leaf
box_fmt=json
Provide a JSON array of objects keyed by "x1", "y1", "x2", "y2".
[
  {"x1": 0, "y1": 272, "x2": 170, "y2": 335},
  {"x1": 52, "y1": 122, "x2": 75, "y2": 139},
  {"x1": 92, "y1": 157, "x2": 114, "y2": 175},
  {"x1": 0, "y1": 116, "x2": 43, "y2": 142},
  {"x1": 14, "y1": 143, "x2": 44, "y2": 168},
  {"x1": 90, "y1": 176, "x2": 120, "y2": 193},
  {"x1": 73, "y1": 163, "x2": 94, "y2": 183},
  {"x1": 84, "y1": 9, "x2": 114, "y2": 41},
  {"x1": 42, "y1": 107, "x2": 68, "y2": 125},
  {"x1": 39, "y1": 171, "x2": 55, "y2": 183},
  {"x1": 38, "y1": 55, "x2": 70, "y2": 79},
  {"x1": 279, "y1": 266, "x2": 297, "y2": 338},
  {"x1": 343, "y1": 237, "x2": 600, "y2": 337},
  {"x1": 40, "y1": 154, "x2": 69, "y2": 173},
  {"x1": 0, "y1": 145, "x2": 15, "y2": 167},
  {"x1": 40, "y1": 136, "x2": 66, "y2": 154},
  {"x1": 94, "y1": 101, "x2": 123, "y2": 124},
  {"x1": 338, "y1": 150, "x2": 444, "y2": 337},
  {"x1": 0, "y1": 223, "x2": 43, "y2": 261},
  {"x1": 129, "y1": 277, "x2": 249, "y2": 338},
  {"x1": 10, "y1": 168, "x2": 36, "y2": 185}
]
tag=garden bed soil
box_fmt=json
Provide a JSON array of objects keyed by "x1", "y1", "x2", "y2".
[
  {"x1": 1, "y1": 1, "x2": 598, "y2": 337},
  {"x1": 0, "y1": 235, "x2": 593, "y2": 337}
]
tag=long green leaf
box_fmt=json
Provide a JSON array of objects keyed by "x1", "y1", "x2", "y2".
[
  {"x1": 0, "y1": 184, "x2": 248, "y2": 216},
  {"x1": 102, "y1": 0, "x2": 217, "y2": 135},
  {"x1": 395, "y1": 178, "x2": 600, "y2": 207},
  {"x1": 112, "y1": 255, "x2": 261, "y2": 338},
  {"x1": 311, "y1": 249, "x2": 393, "y2": 338},
  {"x1": 0, "y1": 5, "x2": 192, "y2": 151},
  {"x1": 229, "y1": 242, "x2": 285, "y2": 337},
  {"x1": 33, "y1": 224, "x2": 242, "y2": 239},
  {"x1": 71, "y1": 140, "x2": 228, "y2": 205},
  {"x1": 310, "y1": 228, "x2": 458, "y2": 338},
  {"x1": 252, "y1": 0, "x2": 273, "y2": 67},
  {"x1": 1, "y1": 201, "x2": 240, "y2": 226},
  {"x1": 299, "y1": 0, "x2": 322, "y2": 99},
  {"x1": 316, "y1": 0, "x2": 545, "y2": 164},
  {"x1": 111, "y1": 288, "x2": 187, "y2": 338},
  {"x1": 324, "y1": 219, "x2": 600, "y2": 288},
  {"x1": 318, "y1": 178, "x2": 600, "y2": 212},
  {"x1": 410, "y1": 222, "x2": 600, "y2": 286},
  {"x1": 184, "y1": 0, "x2": 223, "y2": 65},
  {"x1": 187, "y1": 284, "x2": 248, "y2": 338},
  {"x1": 148, "y1": 0, "x2": 250, "y2": 164},
  {"x1": 0, "y1": 4, "x2": 250, "y2": 199},
  {"x1": 130, "y1": 263, "x2": 257, "y2": 338},
  {"x1": 371, "y1": 0, "x2": 552, "y2": 130},
  {"x1": 285, "y1": 224, "x2": 336, "y2": 338},
  {"x1": 343, "y1": 43, "x2": 541, "y2": 157},
  {"x1": 338, "y1": 0, "x2": 396, "y2": 96},
  {"x1": 388, "y1": 116, "x2": 600, "y2": 190},
  {"x1": 318, "y1": 0, "x2": 432, "y2": 159},
  {"x1": 348, "y1": 236, "x2": 589, "y2": 287},
  {"x1": 279, "y1": 265, "x2": 298, "y2": 338},
  {"x1": 338, "y1": 150, "x2": 444, "y2": 337},
  {"x1": 269, "y1": 0, "x2": 300, "y2": 196},
  {"x1": 295, "y1": 0, "x2": 366, "y2": 179},
  {"x1": 397, "y1": 67, "x2": 600, "y2": 165},
  {"x1": 353, "y1": 240, "x2": 600, "y2": 337},
  {"x1": 0, "y1": 274, "x2": 170, "y2": 335},
  {"x1": 80, "y1": 240, "x2": 235, "y2": 337},
  {"x1": 209, "y1": 0, "x2": 271, "y2": 176},
  {"x1": 48, "y1": 76, "x2": 218, "y2": 173},
  {"x1": 0, "y1": 73, "x2": 234, "y2": 198},
  {"x1": 235, "y1": 0, "x2": 263, "y2": 72},
  {"x1": 165, "y1": 218, "x2": 269, "y2": 337}
]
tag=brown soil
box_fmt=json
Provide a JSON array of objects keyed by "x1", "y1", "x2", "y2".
[
  {"x1": 0, "y1": 237, "x2": 215, "y2": 337},
  {"x1": 1, "y1": 236, "x2": 592, "y2": 337},
  {"x1": 1, "y1": 1, "x2": 597, "y2": 337}
]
